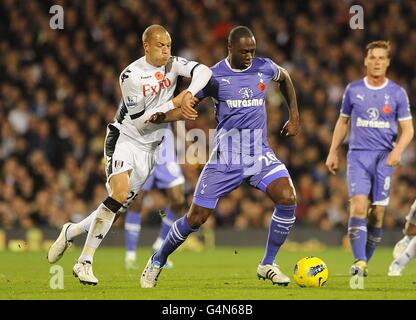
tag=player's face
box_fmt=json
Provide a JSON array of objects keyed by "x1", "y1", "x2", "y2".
[
  {"x1": 364, "y1": 48, "x2": 390, "y2": 78},
  {"x1": 229, "y1": 37, "x2": 256, "y2": 69},
  {"x1": 144, "y1": 32, "x2": 172, "y2": 67}
]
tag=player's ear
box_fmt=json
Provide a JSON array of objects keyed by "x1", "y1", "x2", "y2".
[
  {"x1": 227, "y1": 42, "x2": 232, "y2": 54},
  {"x1": 143, "y1": 41, "x2": 149, "y2": 54}
]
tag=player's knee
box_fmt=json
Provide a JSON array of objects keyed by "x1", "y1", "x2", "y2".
[
  {"x1": 405, "y1": 222, "x2": 416, "y2": 236},
  {"x1": 350, "y1": 203, "x2": 367, "y2": 217},
  {"x1": 187, "y1": 206, "x2": 211, "y2": 228},
  {"x1": 275, "y1": 189, "x2": 297, "y2": 206},
  {"x1": 110, "y1": 189, "x2": 129, "y2": 205}
]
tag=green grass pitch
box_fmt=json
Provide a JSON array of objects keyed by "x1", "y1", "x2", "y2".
[{"x1": 1, "y1": 246, "x2": 416, "y2": 300}]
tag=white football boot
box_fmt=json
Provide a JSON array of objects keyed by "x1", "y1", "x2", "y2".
[
  {"x1": 388, "y1": 261, "x2": 403, "y2": 276},
  {"x1": 73, "y1": 261, "x2": 98, "y2": 285},
  {"x1": 140, "y1": 255, "x2": 162, "y2": 288},
  {"x1": 350, "y1": 259, "x2": 368, "y2": 277},
  {"x1": 257, "y1": 263, "x2": 290, "y2": 286},
  {"x1": 47, "y1": 223, "x2": 73, "y2": 263}
]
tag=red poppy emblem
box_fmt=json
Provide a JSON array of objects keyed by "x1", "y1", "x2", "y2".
[
  {"x1": 383, "y1": 105, "x2": 392, "y2": 114},
  {"x1": 258, "y1": 82, "x2": 265, "y2": 91},
  {"x1": 155, "y1": 72, "x2": 164, "y2": 81}
]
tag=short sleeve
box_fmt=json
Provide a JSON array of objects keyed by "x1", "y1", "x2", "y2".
[
  {"x1": 172, "y1": 56, "x2": 199, "y2": 78},
  {"x1": 195, "y1": 77, "x2": 218, "y2": 101},
  {"x1": 119, "y1": 67, "x2": 145, "y2": 119},
  {"x1": 268, "y1": 59, "x2": 281, "y2": 82},
  {"x1": 340, "y1": 85, "x2": 352, "y2": 117},
  {"x1": 396, "y1": 87, "x2": 412, "y2": 121}
]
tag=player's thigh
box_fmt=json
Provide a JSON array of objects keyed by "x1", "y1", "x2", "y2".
[
  {"x1": 108, "y1": 171, "x2": 130, "y2": 201},
  {"x1": 193, "y1": 163, "x2": 244, "y2": 209},
  {"x1": 105, "y1": 131, "x2": 135, "y2": 203},
  {"x1": 248, "y1": 148, "x2": 291, "y2": 194},
  {"x1": 346, "y1": 151, "x2": 372, "y2": 199},
  {"x1": 372, "y1": 153, "x2": 394, "y2": 206}
]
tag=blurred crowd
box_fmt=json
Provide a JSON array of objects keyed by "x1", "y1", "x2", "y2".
[{"x1": 1, "y1": 0, "x2": 416, "y2": 232}]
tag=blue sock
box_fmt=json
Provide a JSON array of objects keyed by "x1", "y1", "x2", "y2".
[
  {"x1": 366, "y1": 225, "x2": 382, "y2": 262},
  {"x1": 153, "y1": 216, "x2": 198, "y2": 266},
  {"x1": 159, "y1": 208, "x2": 176, "y2": 240},
  {"x1": 348, "y1": 217, "x2": 367, "y2": 262},
  {"x1": 261, "y1": 205, "x2": 296, "y2": 265},
  {"x1": 125, "y1": 211, "x2": 141, "y2": 252}
]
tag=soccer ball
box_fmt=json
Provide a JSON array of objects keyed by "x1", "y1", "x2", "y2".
[{"x1": 293, "y1": 256, "x2": 328, "y2": 288}]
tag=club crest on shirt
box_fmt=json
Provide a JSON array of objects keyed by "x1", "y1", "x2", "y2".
[
  {"x1": 366, "y1": 107, "x2": 379, "y2": 120},
  {"x1": 239, "y1": 87, "x2": 253, "y2": 99},
  {"x1": 114, "y1": 160, "x2": 124, "y2": 169},
  {"x1": 126, "y1": 96, "x2": 138, "y2": 108}
]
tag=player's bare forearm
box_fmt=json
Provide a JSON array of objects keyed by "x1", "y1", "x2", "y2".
[
  {"x1": 328, "y1": 116, "x2": 350, "y2": 153},
  {"x1": 145, "y1": 108, "x2": 184, "y2": 124},
  {"x1": 278, "y1": 68, "x2": 299, "y2": 121},
  {"x1": 165, "y1": 108, "x2": 185, "y2": 122},
  {"x1": 394, "y1": 119, "x2": 414, "y2": 153}
]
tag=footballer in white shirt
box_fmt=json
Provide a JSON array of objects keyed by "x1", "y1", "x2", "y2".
[{"x1": 47, "y1": 25, "x2": 212, "y2": 285}]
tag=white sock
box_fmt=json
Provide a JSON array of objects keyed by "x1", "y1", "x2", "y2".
[
  {"x1": 67, "y1": 209, "x2": 98, "y2": 241},
  {"x1": 396, "y1": 236, "x2": 416, "y2": 268},
  {"x1": 78, "y1": 204, "x2": 116, "y2": 263}
]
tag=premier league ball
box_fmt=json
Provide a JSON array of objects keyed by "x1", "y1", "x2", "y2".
[{"x1": 294, "y1": 256, "x2": 328, "y2": 288}]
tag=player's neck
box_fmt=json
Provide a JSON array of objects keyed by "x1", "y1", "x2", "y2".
[
  {"x1": 365, "y1": 75, "x2": 387, "y2": 88},
  {"x1": 226, "y1": 56, "x2": 250, "y2": 71},
  {"x1": 145, "y1": 56, "x2": 161, "y2": 68},
  {"x1": 227, "y1": 56, "x2": 238, "y2": 69}
]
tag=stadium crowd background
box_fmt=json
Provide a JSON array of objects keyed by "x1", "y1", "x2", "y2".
[{"x1": 1, "y1": 0, "x2": 416, "y2": 233}]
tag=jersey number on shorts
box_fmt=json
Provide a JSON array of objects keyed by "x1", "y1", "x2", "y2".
[{"x1": 259, "y1": 152, "x2": 278, "y2": 166}]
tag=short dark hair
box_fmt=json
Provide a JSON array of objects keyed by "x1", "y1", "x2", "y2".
[
  {"x1": 228, "y1": 26, "x2": 255, "y2": 45},
  {"x1": 366, "y1": 40, "x2": 391, "y2": 58}
]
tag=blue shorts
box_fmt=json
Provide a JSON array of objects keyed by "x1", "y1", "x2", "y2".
[
  {"x1": 143, "y1": 162, "x2": 184, "y2": 191},
  {"x1": 347, "y1": 150, "x2": 394, "y2": 205},
  {"x1": 193, "y1": 147, "x2": 291, "y2": 209}
]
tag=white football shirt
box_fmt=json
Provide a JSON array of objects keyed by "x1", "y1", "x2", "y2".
[{"x1": 118, "y1": 56, "x2": 199, "y2": 151}]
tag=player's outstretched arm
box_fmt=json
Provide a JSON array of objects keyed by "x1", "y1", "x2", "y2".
[
  {"x1": 179, "y1": 63, "x2": 212, "y2": 120},
  {"x1": 326, "y1": 116, "x2": 350, "y2": 174},
  {"x1": 145, "y1": 91, "x2": 200, "y2": 124},
  {"x1": 386, "y1": 119, "x2": 414, "y2": 166},
  {"x1": 276, "y1": 67, "x2": 300, "y2": 136}
]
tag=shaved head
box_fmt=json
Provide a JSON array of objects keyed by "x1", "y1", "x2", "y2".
[
  {"x1": 142, "y1": 25, "x2": 172, "y2": 67},
  {"x1": 142, "y1": 24, "x2": 170, "y2": 43}
]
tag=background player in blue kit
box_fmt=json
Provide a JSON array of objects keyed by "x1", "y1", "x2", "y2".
[
  {"x1": 124, "y1": 123, "x2": 184, "y2": 270},
  {"x1": 141, "y1": 26, "x2": 300, "y2": 288},
  {"x1": 326, "y1": 41, "x2": 414, "y2": 277}
]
